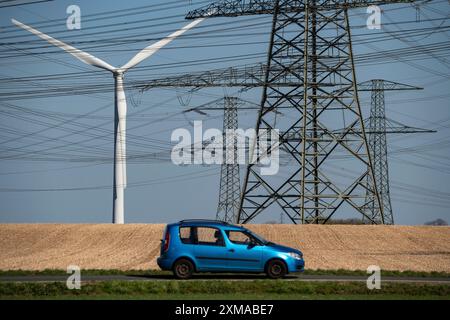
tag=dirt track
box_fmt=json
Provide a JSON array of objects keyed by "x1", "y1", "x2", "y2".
[{"x1": 0, "y1": 224, "x2": 449, "y2": 272}]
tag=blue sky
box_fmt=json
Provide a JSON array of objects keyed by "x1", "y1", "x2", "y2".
[{"x1": 0, "y1": 0, "x2": 449, "y2": 225}]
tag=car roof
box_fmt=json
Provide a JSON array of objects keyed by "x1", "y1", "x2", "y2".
[{"x1": 173, "y1": 219, "x2": 246, "y2": 230}]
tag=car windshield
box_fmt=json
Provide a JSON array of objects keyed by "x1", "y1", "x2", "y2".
[{"x1": 246, "y1": 230, "x2": 269, "y2": 245}]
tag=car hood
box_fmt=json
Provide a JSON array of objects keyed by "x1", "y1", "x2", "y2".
[{"x1": 265, "y1": 242, "x2": 302, "y2": 255}]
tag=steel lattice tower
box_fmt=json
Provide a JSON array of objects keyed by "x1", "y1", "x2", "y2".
[
  {"x1": 241, "y1": 1, "x2": 381, "y2": 224},
  {"x1": 216, "y1": 97, "x2": 241, "y2": 222},
  {"x1": 186, "y1": 0, "x2": 417, "y2": 224},
  {"x1": 182, "y1": 96, "x2": 257, "y2": 223},
  {"x1": 365, "y1": 80, "x2": 393, "y2": 224},
  {"x1": 359, "y1": 79, "x2": 424, "y2": 224}
]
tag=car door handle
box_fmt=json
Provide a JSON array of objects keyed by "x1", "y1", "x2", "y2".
[{"x1": 228, "y1": 249, "x2": 235, "y2": 253}]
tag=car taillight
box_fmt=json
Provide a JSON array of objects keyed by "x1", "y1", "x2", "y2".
[{"x1": 163, "y1": 231, "x2": 170, "y2": 253}]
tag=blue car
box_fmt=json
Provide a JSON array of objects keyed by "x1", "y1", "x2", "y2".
[{"x1": 157, "y1": 219, "x2": 305, "y2": 279}]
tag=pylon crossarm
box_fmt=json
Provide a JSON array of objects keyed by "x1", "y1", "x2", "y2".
[
  {"x1": 186, "y1": 0, "x2": 416, "y2": 19},
  {"x1": 384, "y1": 117, "x2": 436, "y2": 134},
  {"x1": 358, "y1": 79, "x2": 423, "y2": 91},
  {"x1": 136, "y1": 63, "x2": 269, "y2": 91}
]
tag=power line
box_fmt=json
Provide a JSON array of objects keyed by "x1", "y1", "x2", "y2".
[{"x1": 0, "y1": 0, "x2": 53, "y2": 9}]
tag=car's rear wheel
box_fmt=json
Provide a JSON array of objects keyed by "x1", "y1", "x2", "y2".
[
  {"x1": 266, "y1": 259, "x2": 287, "y2": 279},
  {"x1": 173, "y1": 258, "x2": 194, "y2": 279}
]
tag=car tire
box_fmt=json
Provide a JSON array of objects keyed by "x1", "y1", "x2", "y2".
[
  {"x1": 266, "y1": 259, "x2": 287, "y2": 279},
  {"x1": 173, "y1": 258, "x2": 194, "y2": 280}
]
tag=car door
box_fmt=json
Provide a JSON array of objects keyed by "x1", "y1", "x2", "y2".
[
  {"x1": 193, "y1": 226, "x2": 230, "y2": 271},
  {"x1": 225, "y1": 230, "x2": 263, "y2": 271}
]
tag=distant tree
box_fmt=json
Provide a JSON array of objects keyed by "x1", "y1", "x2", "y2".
[
  {"x1": 326, "y1": 218, "x2": 365, "y2": 225},
  {"x1": 424, "y1": 219, "x2": 448, "y2": 226},
  {"x1": 263, "y1": 220, "x2": 279, "y2": 224},
  {"x1": 262, "y1": 218, "x2": 366, "y2": 225}
]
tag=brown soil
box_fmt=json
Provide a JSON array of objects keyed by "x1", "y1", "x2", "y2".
[{"x1": 0, "y1": 224, "x2": 449, "y2": 272}]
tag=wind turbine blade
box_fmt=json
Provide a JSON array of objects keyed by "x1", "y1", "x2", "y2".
[
  {"x1": 12, "y1": 19, "x2": 116, "y2": 72},
  {"x1": 121, "y1": 18, "x2": 205, "y2": 71}
]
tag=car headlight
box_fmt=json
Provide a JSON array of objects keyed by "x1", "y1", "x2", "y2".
[{"x1": 288, "y1": 252, "x2": 303, "y2": 260}]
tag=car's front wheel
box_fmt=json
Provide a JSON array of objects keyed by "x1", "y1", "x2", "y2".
[
  {"x1": 173, "y1": 258, "x2": 194, "y2": 279},
  {"x1": 266, "y1": 259, "x2": 287, "y2": 279}
]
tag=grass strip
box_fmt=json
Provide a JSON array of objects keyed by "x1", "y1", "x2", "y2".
[
  {"x1": 0, "y1": 280, "x2": 449, "y2": 299},
  {"x1": 0, "y1": 269, "x2": 449, "y2": 278}
]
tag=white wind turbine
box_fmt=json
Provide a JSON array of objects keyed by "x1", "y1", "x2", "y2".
[{"x1": 12, "y1": 17, "x2": 205, "y2": 224}]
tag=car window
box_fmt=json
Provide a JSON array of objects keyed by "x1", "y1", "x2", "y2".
[
  {"x1": 247, "y1": 230, "x2": 268, "y2": 245},
  {"x1": 179, "y1": 226, "x2": 196, "y2": 244},
  {"x1": 226, "y1": 230, "x2": 256, "y2": 245},
  {"x1": 179, "y1": 226, "x2": 224, "y2": 246},
  {"x1": 197, "y1": 227, "x2": 225, "y2": 246}
]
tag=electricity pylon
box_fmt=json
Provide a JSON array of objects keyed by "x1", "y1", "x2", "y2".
[
  {"x1": 187, "y1": 0, "x2": 416, "y2": 224},
  {"x1": 183, "y1": 97, "x2": 251, "y2": 223},
  {"x1": 216, "y1": 97, "x2": 241, "y2": 223},
  {"x1": 141, "y1": 0, "x2": 421, "y2": 224},
  {"x1": 358, "y1": 79, "x2": 433, "y2": 224}
]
